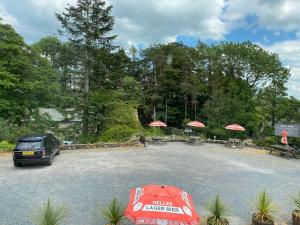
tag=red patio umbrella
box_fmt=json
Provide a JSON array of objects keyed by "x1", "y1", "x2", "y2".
[
  {"x1": 149, "y1": 121, "x2": 167, "y2": 137},
  {"x1": 187, "y1": 121, "x2": 205, "y2": 128},
  {"x1": 149, "y1": 121, "x2": 167, "y2": 127},
  {"x1": 225, "y1": 124, "x2": 245, "y2": 147},
  {"x1": 225, "y1": 124, "x2": 245, "y2": 131},
  {"x1": 125, "y1": 184, "x2": 200, "y2": 225},
  {"x1": 281, "y1": 129, "x2": 288, "y2": 145}
]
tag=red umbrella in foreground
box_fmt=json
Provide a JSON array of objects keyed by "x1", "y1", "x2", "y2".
[
  {"x1": 187, "y1": 121, "x2": 205, "y2": 128},
  {"x1": 281, "y1": 129, "x2": 288, "y2": 145},
  {"x1": 125, "y1": 184, "x2": 200, "y2": 225},
  {"x1": 225, "y1": 124, "x2": 245, "y2": 131}
]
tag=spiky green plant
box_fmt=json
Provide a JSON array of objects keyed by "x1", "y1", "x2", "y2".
[
  {"x1": 254, "y1": 191, "x2": 276, "y2": 222},
  {"x1": 207, "y1": 195, "x2": 230, "y2": 225},
  {"x1": 101, "y1": 197, "x2": 124, "y2": 225},
  {"x1": 292, "y1": 192, "x2": 300, "y2": 216},
  {"x1": 30, "y1": 199, "x2": 69, "y2": 225}
]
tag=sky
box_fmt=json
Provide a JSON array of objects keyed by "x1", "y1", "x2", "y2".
[{"x1": 1, "y1": 0, "x2": 300, "y2": 98}]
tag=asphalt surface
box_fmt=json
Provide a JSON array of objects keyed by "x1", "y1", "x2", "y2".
[{"x1": 0, "y1": 142, "x2": 299, "y2": 225}]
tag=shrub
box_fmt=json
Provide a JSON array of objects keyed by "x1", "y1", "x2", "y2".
[
  {"x1": 30, "y1": 199, "x2": 69, "y2": 225},
  {"x1": 207, "y1": 195, "x2": 230, "y2": 225},
  {"x1": 209, "y1": 128, "x2": 228, "y2": 140},
  {"x1": 144, "y1": 127, "x2": 165, "y2": 137},
  {"x1": 254, "y1": 190, "x2": 276, "y2": 222},
  {"x1": 99, "y1": 125, "x2": 138, "y2": 142},
  {"x1": 292, "y1": 192, "x2": 300, "y2": 216},
  {"x1": 101, "y1": 197, "x2": 124, "y2": 225},
  {"x1": 254, "y1": 136, "x2": 276, "y2": 147},
  {"x1": 0, "y1": 141, "x2": 14, "y2": 152}
]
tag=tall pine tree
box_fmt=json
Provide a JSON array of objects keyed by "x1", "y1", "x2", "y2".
[{"x1": 56, "y1": 0, "x2": 116, "y2": 135}]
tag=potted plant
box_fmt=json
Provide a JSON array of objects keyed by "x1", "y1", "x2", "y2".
[
  {"x1": 252, "y1": 191, "x2": 276, "y2": 225},
  {"x1": 292, "y1": 192, "x2": 300, "y2": 225},
  {"x1": 101, "y1": 197, "x2": 124, "y2": 225},
  {"x1": 30, "y1": 199, "x2": 69, "y2": 225},
  {"x1": 207, "y1": 195, "x2": 230, "y2": 225}
]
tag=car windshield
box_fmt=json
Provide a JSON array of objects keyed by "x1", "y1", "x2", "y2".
[{"x1": 17, "y1": 141, "x2": 42, "y2": 149}]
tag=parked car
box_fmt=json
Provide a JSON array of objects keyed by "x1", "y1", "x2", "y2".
[{"x1": 13, "y1": 133, "x2": 60, "y2": 167}]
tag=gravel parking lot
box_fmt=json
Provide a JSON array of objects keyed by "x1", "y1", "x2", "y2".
[{"x1": 0, "y1": 142, "x2": 299, "y2": 225}]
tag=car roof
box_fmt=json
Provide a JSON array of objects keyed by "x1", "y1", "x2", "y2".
[{"x1": 19, "y1": 133, "x2": 52, "y2": 141}]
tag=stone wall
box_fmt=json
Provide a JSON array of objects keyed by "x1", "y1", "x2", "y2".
[{"x1": 60, "y1": 142, "x2": 143, "y2": 150}]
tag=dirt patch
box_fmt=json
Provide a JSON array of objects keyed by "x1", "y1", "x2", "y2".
[{"x1": 0, "y1": 152, "x2": 11, "y2": 158}]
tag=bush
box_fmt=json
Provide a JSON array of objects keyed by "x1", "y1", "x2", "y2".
[
  {"x1": 208, "y1": 128, "x2": 228, "y2": 140},
  {"x1": 0, "y1": 141, "x2": 14, "y2": 152},
  {"x1": 207, "y1": 195, "x2": 230, "y2": 225},
  {"x1": 254, "y1": 136, "x2": 276, "y2": 147},
  {"x1": 101, "y1": 198, "x2": 124, "y2": 225},
  {"x1": 99, "y1": 125, "x2": 139, "y2": 142},
  {"x1": 0, "y1": 116, "x2": 57, "y2": 144},
  {"x1": 144, "y1": 127, "x2": 165, "y2": 137},
  {"x1": 30, "y1": 199, "x2": 69, "y2": 225},
  {"x1": 254, "y1": 190, "x2": 276, "y2": 222}
]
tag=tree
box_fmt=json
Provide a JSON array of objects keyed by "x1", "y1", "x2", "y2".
[
  {"x1": 0, "y1": 21, "x2": 59, "y2": 123},
  {"x1": 56, "y1": 0, "x2": 116, "y2": 135}
]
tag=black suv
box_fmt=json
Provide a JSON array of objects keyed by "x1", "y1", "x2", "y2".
[{"x1": 13, "y1": 133, "x2": 60, "y2": 167}]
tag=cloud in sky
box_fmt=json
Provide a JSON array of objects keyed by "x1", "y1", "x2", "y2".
[{"x1": 264, "y1": 39, "x2": 300, "y2": 98}]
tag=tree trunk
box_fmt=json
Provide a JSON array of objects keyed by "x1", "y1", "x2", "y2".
[
  {"x1": 82, "y1": 51, "x2": 90, "y2": 136},
  {"x1": 165, "y1": 99, "x2": 168, "y2": 124},
  {"x1": 82, "y1": 6, "x2": 91, "y2": 136},
  {"x1": 184, "y1": 96, "x2": 187, "y2": 120},
  {"x1": 153, "y1": 106, "x2": 156, "y2": 121}
]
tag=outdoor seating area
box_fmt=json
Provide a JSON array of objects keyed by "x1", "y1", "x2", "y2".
[
  {"x1": 150, "y1": 136, "x2": 167, "y2": 145},
  {"x1": 226, "y1": 138, "x2": 244, "y2": 148},
  {"x1": 186, "y1": 136, "x2": 205, "y2": 145}
]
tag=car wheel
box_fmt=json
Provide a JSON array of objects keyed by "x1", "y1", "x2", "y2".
[
  {"x1": 46, "y1": 156, "x2": 53, "y2": 166},
  {"x1": 14, "y1": 162, "x2": 22, "y2": 167}
]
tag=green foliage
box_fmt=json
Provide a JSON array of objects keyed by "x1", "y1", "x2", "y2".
[
  {"x1": 254, "y1": 191, "x2": 276, "y2": 222},
  {"x1": 99, "y1": 125, "x2": 138, "y2": 142},
  {"x1": 254, "y1": 136, "x2": 276, "y2": 147},
  {"x1": 208, "y1": 128, "x2": 228, "y2": 140},
  {"x1": 0, "y1": 21, "x2": 60, "y2": 124},
  {"x1": 0, "y1": 141, "x2": 14, "y2": 152},
  {"x1": 90, "y1": 89, "x2": 140, "y2": 142},
  {"x1": 207, "y1": 195, "x2": 230, "y2": 225},
  {"x1": 30, "y1": 199, "x2": 69, "y2": 225},
  {"x1": 0, "y1": 116, "x2": 57, "y2": 144},
  {"x1": 0, "y1": 13, "x2": 296, "y2": 142},
  {"x1": 144, "y1": 127, "x2": 165, "y2": 137},
  {"x1": 101, "y1": 198, "x2": 124, "y2": 225}
]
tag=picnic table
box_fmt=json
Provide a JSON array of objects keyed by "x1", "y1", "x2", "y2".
[
  {"x1": 151, "y1": 136, "x2": 167, "y2": 145},
  {"x1": 186, "y1": 136, "x2": 205, "y2": 145},
  {"x1": 226, "y1": 138, "x2": 243, "y2": 148}
]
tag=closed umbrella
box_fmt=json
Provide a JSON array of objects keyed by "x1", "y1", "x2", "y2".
[
  {"x1": 281, "y1": 129, "x2": 288, "y2": 145},
  {"x1": 125, "y1": 184, "x2": 200, "y2": 225}
]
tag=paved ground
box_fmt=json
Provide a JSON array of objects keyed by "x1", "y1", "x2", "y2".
[{"x1": 0, "y1": 142, "x2": 299, "y2": 225}]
